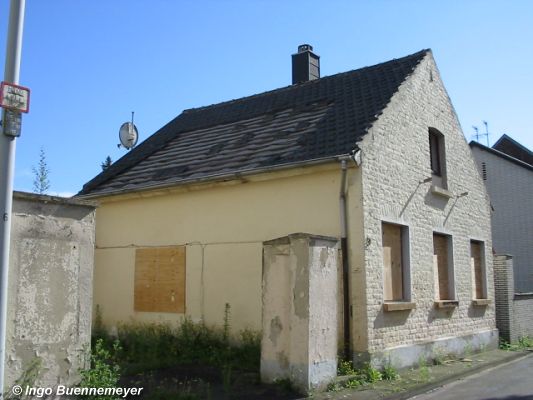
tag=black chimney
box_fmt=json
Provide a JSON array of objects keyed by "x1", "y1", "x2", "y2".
[{"x1": 292, "y1": 44, "x2": 320, "y2": 84}]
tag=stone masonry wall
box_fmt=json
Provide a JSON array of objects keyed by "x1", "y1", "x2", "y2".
[{"x1": 356, "y1": 52, "x2": 497, "y2": 361}]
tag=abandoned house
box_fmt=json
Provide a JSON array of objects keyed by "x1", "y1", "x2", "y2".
[
  {"x1": 470, "y1": 135, "x2": 533, "y2": 341},
  {"x1": 78, "y1": 46, "x2": 497, "y2": 371}
]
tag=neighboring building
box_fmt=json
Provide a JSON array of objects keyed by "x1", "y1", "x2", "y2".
[
  {"x1": 470, "y1": 136, "x2": 533, "y2": 342},
  {"x1": 470, "y1": 136, "x2": 533, "y2": 293},
  {"x1": 6, "y1": 192, "x2": 96, "y2": 388},
  {"x1": 79, "y1": 47, "x2": 496, "y2": 368}
]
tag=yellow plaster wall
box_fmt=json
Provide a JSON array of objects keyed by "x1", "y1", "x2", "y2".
[{"x1": 93, "y1": 164, "x2": 364, "y2": 333}]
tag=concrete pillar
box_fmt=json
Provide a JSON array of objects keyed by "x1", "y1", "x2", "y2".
[
  {"x1": 493, "y1": 254, "x2": 514, "y2": 342},
  {"x1": 261, "y1": 233, "x2": 338, "y2": 394}
]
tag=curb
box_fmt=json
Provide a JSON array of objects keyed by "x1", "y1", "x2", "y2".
[{"x1": 382, "y1": 350, "x2": 532, "y2": 400}]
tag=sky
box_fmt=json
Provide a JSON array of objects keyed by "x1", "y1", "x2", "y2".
[{"x1": 0, "y1": 0, "x2": 532, "y2": 196}]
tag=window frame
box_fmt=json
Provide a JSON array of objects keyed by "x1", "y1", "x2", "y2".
[
  {"x1": 470, "y1": 239, "x2": 488, "y2": 300},
  {"x1": 432, "y1": 232, "x2": 457, "y2": 303},
  {"x1": 429, "y1": 128, "x2": 448, "y2": 189},
  {"x1": 381, "y1": 220, "x2": 412, "y2": 304}
]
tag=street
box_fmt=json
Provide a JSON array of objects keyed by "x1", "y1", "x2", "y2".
[{"x1": 411, "y1": 354, "x2": 533, "y2": 400}]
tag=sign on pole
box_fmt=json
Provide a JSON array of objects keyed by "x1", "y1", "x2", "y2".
[{"x1": 0, "y1": 81, "x2": 30, "y2": 113}]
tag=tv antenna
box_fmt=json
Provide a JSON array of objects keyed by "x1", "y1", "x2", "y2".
[
  {"x1": 118, "y1": 111, "x2": 139, "y2": 150},
  {"x1": 472, "y1": 121, "x2": 490, "y2": 146}
]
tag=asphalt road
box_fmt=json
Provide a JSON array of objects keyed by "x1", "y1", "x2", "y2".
[{"x1": 410, "y1": 353, "x2": 533, "y2": 400}]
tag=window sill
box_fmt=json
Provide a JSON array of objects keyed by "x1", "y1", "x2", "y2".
[
  {"x1": 434, "y1": 300, "x2": 459, "y2": 309},
  {"x1": 383, "y1": 301, "x2": 416, "y2": 312},
  {"x1": 431, "y1": 185, "x2": 453, "y2": 199},
  {"x1": 472, "y1": 299, "x2": 491, "y2": 306}
]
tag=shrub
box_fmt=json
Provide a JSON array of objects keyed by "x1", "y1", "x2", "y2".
[{"x1": 78, "y1": 339, "x2": 121, "y2": 400}]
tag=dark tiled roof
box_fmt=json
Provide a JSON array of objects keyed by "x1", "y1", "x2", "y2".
[
  {"x1": 492, "y1": 134, "x2": 533, "y2": 166},
  {"x1": 79, "y1": 49, "x2": 429, "y2": 196}
]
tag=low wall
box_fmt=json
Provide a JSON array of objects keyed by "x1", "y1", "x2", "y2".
[
  {"x1": 5, "y1": 192, "x2": 96, "y2": 389},
  {"x1": 493, "y1": 254, "x2": 533, "y2": 342}
]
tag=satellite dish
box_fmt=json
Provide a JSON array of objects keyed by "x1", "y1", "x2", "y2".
[{"x1": 118, "y1": 112, "x2": 139, "y2": 150}]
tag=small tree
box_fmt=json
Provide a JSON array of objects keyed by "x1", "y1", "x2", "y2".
[
  {"x1": 101, "y1": 156, "x2": 112, "y2": 171},
  {"x1": 32, "y1": 147, "x2": 51, "y2": 194}
]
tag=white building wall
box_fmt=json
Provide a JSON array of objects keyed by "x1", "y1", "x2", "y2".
[
  {"x1": 471, "y1": 145, "x2": 533, "y2": 293},
  {"x1": 356, "y1": 52, "x2": 497, "y2": 365}
]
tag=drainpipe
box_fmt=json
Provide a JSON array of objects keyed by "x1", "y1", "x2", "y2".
[{"x1": 339, "y1": 157, "x2": 351, "y2": 360}]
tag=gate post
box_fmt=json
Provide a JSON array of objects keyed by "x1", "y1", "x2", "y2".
[{"x1": 261, "y1": 233, "x2": 338, "y2": 394}]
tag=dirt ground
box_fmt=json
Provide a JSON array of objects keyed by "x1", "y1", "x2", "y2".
[{"x1": 120, "y1": 364, "x2": 301, "y2": 400}]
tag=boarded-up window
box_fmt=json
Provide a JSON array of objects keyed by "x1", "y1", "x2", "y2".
[
  {"x1": 471, "y1": 240, "x2": 486, "y2": 299},
  {"x1": 382, "y1": 223, "x2": 405, "y2": 301},
  {"x1": 433, "y1": 233, "x2": 453, "y2": 300},
  {"x1": 134, "y1": 246, "x2": 186, "y2": 313}
]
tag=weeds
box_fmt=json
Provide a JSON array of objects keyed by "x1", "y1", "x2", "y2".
[
  {"x1": 417, "y1": 356, "x2": 430, "y2": 382},
  {"x1": 382, "y1": 363, "x2": 399, "y2": 381},
  {"x1": 4, "y1": 358, "x2": 42, "y2": 400},
  {"x1": 330, "y1": 359, "x2": 396, "y2": 392},
  {"x1": 78, "y1": 339, "x2": 121, "y2": 400},
  {"x1": 337, "y1": 360, "x2": 356, "y2": 375},
  {"x1": 362, "y1": 363, "x2": 382, "y2": 383},
  {"x1": 500, "y1": 336, "x2": 533, "y2": 351}
]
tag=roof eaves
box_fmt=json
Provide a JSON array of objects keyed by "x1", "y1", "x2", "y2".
[
  {"x1": 76, "y1": 153, "x2": 355, "y2": 200},
  {"x1": 469, "y1": 140, "x2": 533, "y2": 172}
]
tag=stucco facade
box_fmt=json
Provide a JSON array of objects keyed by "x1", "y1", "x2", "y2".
[
  {"x1": 6, "y1": 192, "x2": 96, "y2": 388},
  {"x1": 93, "y1": 164, "x2": 360, "y2": 333},
  {"x1": 87, "y1": 51, "x2": 496, "y2": 368}
]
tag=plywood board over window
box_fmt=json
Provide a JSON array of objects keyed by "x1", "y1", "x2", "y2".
[
  {"x1": 382, "y1": 223, "x2": 404, "y2": 301},
  {"x1": 471, "y1": 241, "x2": 485, "y2": 299},
  {"x1": 433, "y1": 234, "x2": 451, "y2": 300},
  {"x1": 134, "y1": 246, "x2": 186, "y2": 313}
]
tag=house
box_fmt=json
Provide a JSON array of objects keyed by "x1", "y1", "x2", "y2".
[
  {"x1": 78, "y1": 46, "x2": 497, "y2": 368},
  {"x1": 470, "y1": 135, "x2": 533, "y2": 341}
]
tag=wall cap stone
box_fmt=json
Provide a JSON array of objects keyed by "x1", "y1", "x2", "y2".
[
  {"x1": 14, "y1": 190, "x2": 98, "y2": 208},
  {"x1": 263, "y1": 233, "x2": 338, "y2": 247}
]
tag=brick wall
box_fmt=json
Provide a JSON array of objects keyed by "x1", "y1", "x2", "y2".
[{"x1": 494, "y1": 254, "x2": 533, "y2": 342}]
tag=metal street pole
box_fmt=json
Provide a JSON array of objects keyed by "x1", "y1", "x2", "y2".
[{"x1": 0, "y1": 0, "x2": 26, "y2": 397}]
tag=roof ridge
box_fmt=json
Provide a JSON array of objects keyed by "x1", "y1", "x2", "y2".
[{"x1": 182, "y1": 49, "x2": 431, "y2": 115}]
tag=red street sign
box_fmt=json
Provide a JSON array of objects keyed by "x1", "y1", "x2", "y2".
[{"x1": 0, "y1": 81, "x2": 30, "y2": 113}]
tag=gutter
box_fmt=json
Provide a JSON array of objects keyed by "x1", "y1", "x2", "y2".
[{"x1": 77, "y1": 155, "x2": 349, "y2": 200}]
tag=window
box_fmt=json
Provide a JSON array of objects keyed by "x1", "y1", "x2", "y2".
[
  {"x1": 134, "y1": 246, "x2": 186, "y2": 313},
  {"x1": 429, "y1": 128, "x2": 447, "y2": 188},
  {"x1": 433, "y1": 233, "x2": 455, "y2": 301},
  {"x1": 470, "y1": 240, "x2": 487, "y2": 299},
  {"x1": 382, "y1": 222, "x2": 411, "y2": 302}
]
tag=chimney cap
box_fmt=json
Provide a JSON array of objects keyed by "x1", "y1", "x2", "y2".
[{"x1": 298, "y1": 44, "x2": 314, "y2": 53}]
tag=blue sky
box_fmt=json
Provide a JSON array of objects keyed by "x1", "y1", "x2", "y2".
[{"x1": 1, "y1": 0, "x2": 532, "y2": 196}]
